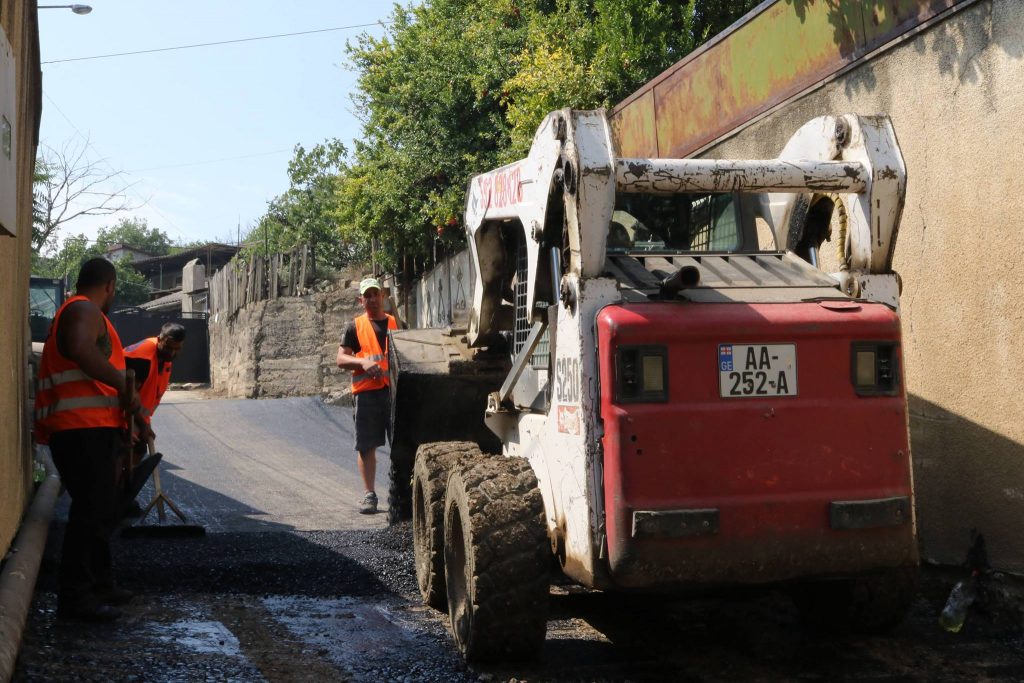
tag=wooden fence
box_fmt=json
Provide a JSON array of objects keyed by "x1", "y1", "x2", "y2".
[{"x1": 209, "y1": 245, "x2": 312, "y2": 318}]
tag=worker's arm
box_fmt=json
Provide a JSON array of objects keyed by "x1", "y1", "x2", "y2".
[
  {"x1": 337, "y1": 346, "x2": 383, "y2": 378},
  {"x1": 134, "y1": 413, "x2": 155, "y2": 443},
  {"x1": 57, "y1": 301, "x2": 127, "y2": 394}
]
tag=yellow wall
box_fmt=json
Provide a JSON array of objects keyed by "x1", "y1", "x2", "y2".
[
  {"x1": 701, "y1": 0, "x2": 1024, "y2": 571},
  {"x1": 0, "y1": 0, "x2": 41, "y2": 557}
]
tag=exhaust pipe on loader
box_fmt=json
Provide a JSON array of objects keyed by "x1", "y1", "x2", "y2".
[{"x1": 659, "y1": 265, "x2": 701, "y2": 298}]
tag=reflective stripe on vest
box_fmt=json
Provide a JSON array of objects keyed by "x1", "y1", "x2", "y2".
[
  {"x1": 35, "y1": 394, "x2": 121, "y2": 420},
  {"x1": 351, "y1": 313, "x2": 397, "y2": 394},
  {"x1": 34, "y1": 295, "x2": 127, "y2": 441},
  {"x1": 37, "y1": 368, "x2": 91, "y2": 391}
]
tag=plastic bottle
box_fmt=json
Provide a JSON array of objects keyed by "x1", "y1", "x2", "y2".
[
  {"x1": 32, "y1": 460, "x2": 46, "y2": 485},
  {"x1": 938, "y1": 575, "x2": 977, "y2": 633}
]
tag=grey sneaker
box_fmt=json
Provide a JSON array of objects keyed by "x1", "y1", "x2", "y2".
[{"x1": 360, "y1": 491, "x2": 378, "y2": 514}]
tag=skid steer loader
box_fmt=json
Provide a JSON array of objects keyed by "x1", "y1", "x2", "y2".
[{"x1": 388, "y1": 109, "x2": 917, "y2": 662}]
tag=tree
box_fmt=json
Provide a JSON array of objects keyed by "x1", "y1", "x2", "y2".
[
  {"x1": 95, "y1": 216, "x2": 173, "y2": 257},
  {"x1": 336, "y1": 0, "x2": 529, "y2": 271},
  {"x1": 332, "y1": 0, "x2": 759, "y2": 273},
  {"x1": 33, "y1": 138, "x2": 137, "y2": 253},
  {"x1": 246, "y1": 140, "x2": 352, "y2": 270},
  {"x1": 32, "y1": 217, "x2": 170, "y2": 307}
]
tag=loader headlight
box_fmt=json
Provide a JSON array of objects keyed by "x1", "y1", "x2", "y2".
[
  {"x1": 851, "y1": 342, "x2": 900, "y2": 396},
  {"x1": 615, "y1": 345, "x2": 668, "y2": 403}
]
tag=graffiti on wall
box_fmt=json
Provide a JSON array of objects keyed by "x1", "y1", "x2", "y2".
[{"x1": 413, "y1": 250, "x2": 474, "y2": 329}]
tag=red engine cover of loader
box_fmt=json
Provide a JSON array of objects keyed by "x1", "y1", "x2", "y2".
[{"x1": 596, "y1": 300, "x2": 918, "y2": 589}]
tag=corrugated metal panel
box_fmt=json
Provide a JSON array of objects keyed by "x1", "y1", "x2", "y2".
[
  {"x1": 610, "y1": 0, "x2": 973, "y2": 158},
  {"x1": 607, "y1": 252, "x2": 839, "y2": 291}
]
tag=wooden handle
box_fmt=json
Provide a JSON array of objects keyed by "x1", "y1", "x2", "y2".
[
  {"x1": 125, "y1": 367, "x2": 135, "y2": 402},
  {"x1": 125, "y1": 368, "x2": 137, "y2": 435},
  {"x1": 147, "y1": 436, "x2": 156, "y2": 456}
]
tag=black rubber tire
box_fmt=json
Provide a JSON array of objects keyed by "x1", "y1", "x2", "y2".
[
  {"x1": 387, "y1": 438, "x2": 416, "y2": 524},
  {"x1": 443, "y1": 456, "x2": 549, "y2": 662},
  {"x1": 442, "y1": 456, "x2": 548, "y2": 659},
  {"x1": 412, "y1": 441, "x2": 483, "y2": 610},
  {"x1": 791, "y1": 566, "x2": 919, "y2": 633}
]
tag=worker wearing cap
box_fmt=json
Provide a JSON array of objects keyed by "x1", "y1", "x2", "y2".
[
  {"x1": 336, "y1": 277, "x2": 398, "y2": 514},
  {"x1": 34, "y1": 257, "x2": 141, "y2": 622},
  {"x1": 121, "y1": 323, "x2": 186, "y2": 515}
]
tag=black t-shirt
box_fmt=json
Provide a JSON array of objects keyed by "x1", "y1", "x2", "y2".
[
  {"x1": 341, "y1": 318, "x2": 389, "y2": 354},
  {"x1": 125, "y1": 356, "x2": 151, "y2": 387}
]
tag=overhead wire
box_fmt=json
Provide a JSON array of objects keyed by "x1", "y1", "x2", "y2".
[{"x1": 41, "y1": 21, "x2": 391, "y2": 65}]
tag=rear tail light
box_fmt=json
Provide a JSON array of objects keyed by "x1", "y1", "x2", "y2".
[
  {"x1": 851, "y1": 342, "x2": 900, "y2": 396},
  {"x1": 616, "y1": 345, "x2": 668, "y2": 403}
]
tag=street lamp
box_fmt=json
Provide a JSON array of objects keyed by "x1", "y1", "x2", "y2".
[{"x1": 38, "y1": 4, "x2": 92, "y2": 13}]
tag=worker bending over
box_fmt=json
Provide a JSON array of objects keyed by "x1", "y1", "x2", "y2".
[{"x1": 121, "y1": 323, "x2": 186, "y2": 515}]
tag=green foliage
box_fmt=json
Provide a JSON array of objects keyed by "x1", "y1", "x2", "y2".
[
  {"x1": 95, "y1": 217, "x2": 174, "y2": 257},
  {"x1": 32, "y1": 217, "x2": 173, "y2": 307},
  {"x1": 31, "y1": 159, "x2": 50, "y2": 251},
  {"x1": 249, "y1": 0, "x2": 758, "y2": 273},
  {"x1": 244, "y1": 140, "x2": 351, "y2": 270}
]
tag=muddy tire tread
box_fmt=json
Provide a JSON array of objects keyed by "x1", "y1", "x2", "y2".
[
  {"x1": 445, "y1": 456, "x2": 548, "y2": 662},
  {"x1": 413, "y1": 441, "x2": 483, "y2": 609}
]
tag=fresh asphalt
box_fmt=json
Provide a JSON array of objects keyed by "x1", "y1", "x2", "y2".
[
  {"x1": 147, "y1": 391, "x2": 390, "y2": 533},
  {"x1": 13, "y1": 391, "x2": 1024, "y2": 681}
]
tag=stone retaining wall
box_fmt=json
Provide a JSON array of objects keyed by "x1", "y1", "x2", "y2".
[{"x1": 209, "y1": 278, "x2": 363, "y2": 404}]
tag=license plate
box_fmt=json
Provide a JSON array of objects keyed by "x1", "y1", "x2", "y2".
[{"x1": 718, "y1": 344, "x2": 797, "y2": 398}]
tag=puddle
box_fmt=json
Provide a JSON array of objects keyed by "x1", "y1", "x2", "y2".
[
  {"x1": 260, "y1": 595, "x2": 454, "y2": 679},
  {"x1": 263, "y1": 596, "x2": 418, "y2": 656},
  {"x1": 155, "y1": 619, "x2": 243, "y2": 657}
]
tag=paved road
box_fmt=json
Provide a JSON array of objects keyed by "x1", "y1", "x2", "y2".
[
  {"x1": 149, "y1": 391, "x2": 390, "y2": 532},
  {"x1": 13, "y1": 391, "x2": 1024, "y2": 682}
]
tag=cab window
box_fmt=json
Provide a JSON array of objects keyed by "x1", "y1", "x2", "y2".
[{"x1": 609, "y1": 192, "x2": 741, "y2": 253}]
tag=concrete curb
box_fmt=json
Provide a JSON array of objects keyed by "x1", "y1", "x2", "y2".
[{"x1": 0, "y1": 451, "x2": 60, "y2": 683}]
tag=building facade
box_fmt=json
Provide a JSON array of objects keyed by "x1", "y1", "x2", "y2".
[{"x1": 0, "y1": 0, "x2": 41, "y2": 558}]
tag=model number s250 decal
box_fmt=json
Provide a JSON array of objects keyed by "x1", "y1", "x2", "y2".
[{"x1": 555, "y1": 357, "x2": 581, "y2": 404}]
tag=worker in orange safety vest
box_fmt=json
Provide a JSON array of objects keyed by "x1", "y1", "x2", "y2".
[
  {"x1": 121, "y1": 323, "x2": 186, "y2": 514},
  {"x1": 34, "y1": 257, "x2": 142, "y2": 622},
  {"x1": 336, "y1": 278, "x2": 399, "y2": 514}
]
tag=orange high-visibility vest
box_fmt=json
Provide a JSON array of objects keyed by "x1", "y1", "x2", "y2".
[
  {"x1": 351, "y1": 313, "x2": 397, "y2": 394},
  {"x1": 35, "y1": 295, "x2": 126, "y2": 443},
  {"x1": 124, "y1": 337, "x2": 172, "y2": 424}
]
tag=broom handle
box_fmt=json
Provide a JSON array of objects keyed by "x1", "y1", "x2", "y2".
[
  {"x1": 125, "y1": 368, "x2": 136, "y2": 437},
  {"x1": 147, "y1": 436, "x2": 167, "y2": 522}
]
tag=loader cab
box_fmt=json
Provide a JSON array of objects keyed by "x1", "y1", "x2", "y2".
[{"x1": 608, "y1": 192, "x2": 774, "y2": 256}]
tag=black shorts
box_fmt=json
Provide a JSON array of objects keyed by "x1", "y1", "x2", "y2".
[{"x1": 353, "y1": 387, "x2": 390, "y2": 453}]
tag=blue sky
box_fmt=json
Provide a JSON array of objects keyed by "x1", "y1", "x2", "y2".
[{"x1": 38, "y1": 1, "x2": 393, "y2": 248}]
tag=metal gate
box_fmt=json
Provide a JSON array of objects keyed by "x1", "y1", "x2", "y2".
[{"x1": 108, "y1": 309, "x2": 209, "y2": 383}]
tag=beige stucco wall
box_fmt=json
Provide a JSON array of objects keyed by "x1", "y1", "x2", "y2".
[
  {"x1": 703, "y1": 0, "x2": 1024, "y2": 571},
  {"x1": 0, "y1": 0, "x2": 41, "y2": 558},
  {"x1": 0, "y1": 210, "x2": 31, "y2": 557}
]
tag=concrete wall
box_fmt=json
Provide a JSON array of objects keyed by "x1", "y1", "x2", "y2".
[
  {"x1": 0, "y1": 1, "x2": 40, "y2": 557},
  {"x1": 209, "y1": 279, "x2": 363, "y2": 403},
  {"x1": 407, "y1": 250, "x2": 475, "y2": 329},
  {"x1": 698, "y1": 0, "x2": 1024, "y2": 571}
]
